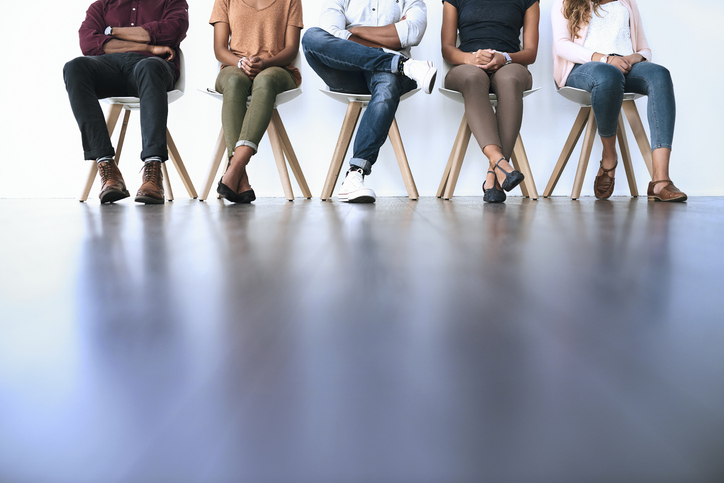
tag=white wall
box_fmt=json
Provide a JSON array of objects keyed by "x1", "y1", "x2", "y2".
[{"x1": 1, "y1": 0, "x2": 722, "y2": 199}]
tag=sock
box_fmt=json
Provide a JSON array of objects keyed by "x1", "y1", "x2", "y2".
[
  {"x1": 144, "y1": 156, "x2": 163, "y2": 164},
  {"x1": 96, "y1": 156, "x2": 114, "y2": 164},
  {"x1": 398, "y1": 57, "x2": 406, "y2": 75}
]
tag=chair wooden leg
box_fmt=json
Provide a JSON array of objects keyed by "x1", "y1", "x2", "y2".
[
  {"x1": 388, "y1": 118, "x2": 419, "y2": 200},
  {"x1": 321, "y1": 101, "x2": 362, "y2": 200},
  {"x1": 617, "y1": 112, "x2": 639, "y2": 197},
  {"x1": 166, "y1": 129, "x2": 198, "y2": 199},
  {"x1": 510, "y1": 133, "x2": 538, "y2": 199},
  {"x1": 114, "y1": 109, "x2": 132, "y2": 167},
  {"x1": 80, "y1": 104, "x2": 124, "y2": 201},
  {"x1": 571, "y1": 110, "x2": 598, "y2": 200},
  {"x1": 161, "y1": 161, "x2": 174, "y2": 201},
  {"x1": 271, "y1": 110, "x2": 311, "y2": 199},
  {"x1": 437, "y1": 115, "x2": 468, "y2": 199},
  {"x1": 443, "y1": 116, "x2": 472, "y2": 200},
  {"x1": 199, "y1": 128, "x2": 227, "y2": 201},
  {"x1": 267, "y1": 113, "x2": 295, "y2": 201},
  {"x1": 621, "y1": 100, "x2": 653, "y2": 177},
  {"x1": 543, "y1": 107, "x2": 591, "y2": 198}
]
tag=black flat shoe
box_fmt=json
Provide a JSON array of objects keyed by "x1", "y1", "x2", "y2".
[
  {"x1": 483, "y1": 170, "x2": 506, "y2": 203},
  {"x1": 494, "y1": 158, "x2": 524, "y2": 192},
  {"x1": 217, "y1": 180, "x2": 238, "y2": 202},
  {"x1": 234, "y1": 189, "x2": 256, "y2": 204}
]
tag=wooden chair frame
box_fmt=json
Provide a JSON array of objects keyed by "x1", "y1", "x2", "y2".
[
  {"x1": 436, "y1": 89, "x2": 540, "y2": 200},
  {"x1": 543, "y1": 88, "x2": 654, "y2": 200},
  {"x1": 319, "y1": 89, "x2": 420, "y2": 201}
]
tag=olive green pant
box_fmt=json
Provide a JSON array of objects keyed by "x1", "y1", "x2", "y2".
[{"x1": 215, "y1": 66, "x2": 297, "y2": 158}]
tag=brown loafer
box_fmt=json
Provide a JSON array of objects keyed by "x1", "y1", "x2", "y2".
[
  {"x1": 647, "y1": 179, "x2": 687, "y2": 202},
  {"x1": 593, "y1": 158, "x2": 617, "y2": 199},
  {"x1": 135, "y1": 160, "x2": 165, "y2": 204},
  {"x1": 97, "y1": 159, "x2": 130, "y2": 204}
]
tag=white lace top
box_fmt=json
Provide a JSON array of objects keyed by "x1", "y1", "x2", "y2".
[{"x1": 583, "y1": 1, "x2": 634, "y2": 56}]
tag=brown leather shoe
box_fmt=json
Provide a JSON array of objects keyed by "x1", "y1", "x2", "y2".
[
  {"x1": 135, "y1": 161, "x2": 165, "y2": 204},
  {"x1": 97, "y1": 159, "x2": 130, "y2": 204},
  {"x1": 593, "y1": 158, "x2": 617, "y2": 199},
  {"x1": 648, "y1": 179, "x2": 687, "y2": 202}
]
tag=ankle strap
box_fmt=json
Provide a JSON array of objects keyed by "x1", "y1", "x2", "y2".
[
  {"x1": 650, "y1": 179, "x2": 672, "y2": 186},
  {"x1": 599, "y1": 159, "x2": 618, "y2": 173}
]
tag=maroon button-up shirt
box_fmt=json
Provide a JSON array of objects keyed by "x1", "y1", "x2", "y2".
[{"x1": 79, "y1": 0, "x2": 189, "y2": 80}]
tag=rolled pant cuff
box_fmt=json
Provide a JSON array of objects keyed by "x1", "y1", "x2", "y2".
[
  {"x1": 236, "y1": 140, "x2": 258, "y2": 154},
  {"x1": 350, "y1": 158, "x2": 372, "y2": 176}
]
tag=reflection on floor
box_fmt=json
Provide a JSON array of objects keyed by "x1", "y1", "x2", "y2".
[{"x1": 1, "y1": 197, "x2": 723, "y2": 482}]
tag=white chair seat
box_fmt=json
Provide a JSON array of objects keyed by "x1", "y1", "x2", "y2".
[
  {"x1": 556, "y1": 86, "x2": 644, "y2": 106},
  {"x1": 320, "y1": 87, "x2": 420, "y2": 105},
  {"x1": 438, "y1": 86, "x2": 541, "y2": 107}
]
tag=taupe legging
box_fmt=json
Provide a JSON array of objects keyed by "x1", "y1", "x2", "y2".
[
  {"x1": 215, "y1": 65, "x2": 297, "y2": 158},
  {"x1": 444, "y1": 63, "x2": 532, "y2": 159}
]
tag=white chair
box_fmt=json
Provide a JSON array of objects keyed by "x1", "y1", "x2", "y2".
[
  {"x1": 79, "y1": 50, "x2": 197, "y2": 202},
  {"x1": 436, "y1": 60, "x2": 540, "y2": 200},
  {"x1": 319, "y1": 88, "x2": 421, "y2": 201},
  {"x1": 198, "y1": 55, "x2": 311, "y2": 201},
  {"x1": 542, "y1": 86, "x2": 653, "y2": 200}
]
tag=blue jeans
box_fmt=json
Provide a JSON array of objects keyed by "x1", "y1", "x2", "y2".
[
  {"x1": 63, "y1": 53, "x2": 175, "y2": 161},
  {"x1": 566, "y1": 61, "x2": 675, "y2": 150},
  {"x1": 302, "y1": 27, "x2": 417, "y2": 174}
]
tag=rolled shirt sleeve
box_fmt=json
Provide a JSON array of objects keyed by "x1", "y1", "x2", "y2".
[
  {"x1": 78, "y1": 0, "x2": 112, "y2": 56},
  {"x1": 319, "y1": 0, "x2": 352, "y2": 40},
  {"x1": 140, "y1": 0, "x2": 189, "y2": 47},
  {"x1": 394, "y1": 0, "x2": 427, "y2": 49}
]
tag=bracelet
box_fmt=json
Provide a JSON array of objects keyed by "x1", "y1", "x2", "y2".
[{"x1": 237, "y1": 57, "x2": 244, "y2": 69}]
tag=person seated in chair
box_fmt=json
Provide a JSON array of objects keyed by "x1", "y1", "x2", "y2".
[
  {"x1": 63, "y1": 0, "x2": 189, "y2": 204},
  {"x1": 211, "y1": 0, "x2": 303, "y2": 204},
  {"x1": 302, "y1": 0, "x2": 437, "y2": 203},
  {"x1": 442, "y1": 0, "x2": 540, "y2": 203},
  {"x1": 552, "y1": 0, "x2": 686, "y2": 201}
]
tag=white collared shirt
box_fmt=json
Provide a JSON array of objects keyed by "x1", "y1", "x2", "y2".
[{"x1": 319, "y1": 0, "x2": 428, "y2": 58}]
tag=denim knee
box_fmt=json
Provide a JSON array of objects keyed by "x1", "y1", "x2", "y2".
[
  {"x1": 595, "y1": 66, "x2": 625, "y2": 93},
  {"x1": 301, "y1": 27, "x2": 327, "y2": 54}
]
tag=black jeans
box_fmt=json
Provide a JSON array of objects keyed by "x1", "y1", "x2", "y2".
[{"x1": 63, "y1": 53, "x2": 175, "y2": 161}]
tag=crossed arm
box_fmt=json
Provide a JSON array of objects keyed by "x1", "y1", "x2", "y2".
[{"x1": 103, "y1": 27, "x2": 175, "y2": 59}]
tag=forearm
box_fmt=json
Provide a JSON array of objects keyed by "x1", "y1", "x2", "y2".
[
  {"x1": 508, "y1": 47, "x2": 536, "y2": 66},
  {"x1": 102, "y1": 38, "x2": 150, "y2": 54},
  {"x1": 262, "y1": 46, "x2": 299, "y2": 69},
  {"x1": 110, "y1": 27, "x2": 151, "y2": 43},
  {"x1": 348, "y1": 25, "x2": 401, "y2": 50},
  {"x1": 442, "y1": 44, "x2": 472, "y2": 65},
  {"x1": 348, "y1": 34, "x2": 385, "y2": 49}
]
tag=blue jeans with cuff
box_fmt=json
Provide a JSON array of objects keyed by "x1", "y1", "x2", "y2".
[
  {"x1": 566, "y1": 61, "x2": 675, "y2": 150},
  {"x1": 302, "y1": 27, "x2": 417, "y2": 175}
]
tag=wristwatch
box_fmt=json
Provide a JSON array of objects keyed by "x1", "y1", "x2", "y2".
[
  {"x1": 104, "y1": 26, "x2": 113, "y2": 36},
  {"x1": 501, "y1": 52, "x2": 512, "y2": 65},
  {"x1": 599, "y1": 55, "x2": 609, "y2": 63}
]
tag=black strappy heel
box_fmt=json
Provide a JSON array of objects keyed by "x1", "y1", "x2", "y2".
[
  {"x1": 483, "y1": 170, "x2": 506, "y2": 203},
  {"x1": 494, "y1": 158, "x2": 524, "y2": 192}
]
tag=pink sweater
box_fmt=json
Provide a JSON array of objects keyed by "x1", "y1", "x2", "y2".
[{"x1": 551, "y1": 0, "x2": 652, "y2": 88}]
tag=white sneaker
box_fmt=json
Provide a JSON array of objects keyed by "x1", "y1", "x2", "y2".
[
  {"x1": 338, "y1": 168, "x2": 376, "y2": 203},
  {"x1": 403, "y1": 59, "x2": 437, "y2": 94}
]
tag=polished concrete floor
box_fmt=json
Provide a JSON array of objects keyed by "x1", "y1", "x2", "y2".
[{"x1": 1, "y1": 196, "x2": 723, "y2": 482}]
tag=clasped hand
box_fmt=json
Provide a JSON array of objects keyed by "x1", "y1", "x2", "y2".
[
  {"x1": 239, "y1": 56, "x2": 264, "y2": 79},
  {"x1": 469, "y1": 49, "x2": 504, "y2": 72}
]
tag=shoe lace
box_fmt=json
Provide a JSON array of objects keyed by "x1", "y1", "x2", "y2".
[
  {"x1": 98, "y1": 161, "x2": 113, "y2": 181},
  {"x1": 141, "y1": 161, "x2": 161, "y2": 184}
]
